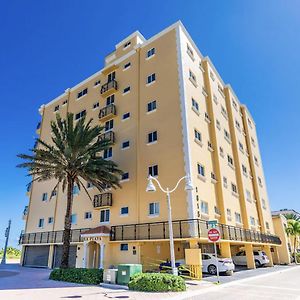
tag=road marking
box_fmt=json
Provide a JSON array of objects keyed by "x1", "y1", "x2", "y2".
[{"x1": 237, "y1": 282, "x2": 300, "y2": 292}]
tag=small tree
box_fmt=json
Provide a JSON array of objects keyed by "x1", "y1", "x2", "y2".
[
  {"x1": 17, "y1": 113, "x2": 122, "y2": 268},
  {"x1": 285, "y1": 219, "x2": 300, "y2": 264}
]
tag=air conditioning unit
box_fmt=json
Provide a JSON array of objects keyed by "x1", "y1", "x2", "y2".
[{"x1": 103, "y1": 269, "x2": 118, "y2": 284}]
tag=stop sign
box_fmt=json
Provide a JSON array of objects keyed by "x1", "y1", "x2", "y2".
[{"x1": 208, "y1": 228, "x2": 221, "y2": 242}]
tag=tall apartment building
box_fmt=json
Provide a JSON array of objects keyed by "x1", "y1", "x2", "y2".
[{"x1": 20, "y1": 21, "x2": 281, "y2": 270}]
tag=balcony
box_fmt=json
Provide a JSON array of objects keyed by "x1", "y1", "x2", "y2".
[
  {"x1": 100, "y1": 80, "x2": 118, "y2": 97},
  {"x1": 99, "y1": 104, "x2": 117, "y2": 121},
  {"x1": 26, "y1": 182, "x2": 32, "y2": 196},
  {"x1": 93, "y1": 193, "x2": 112, "y2": 209},
  {"x1": 98, "y1": 131, "x2": 115, "y2": 144},
  {"x1": 22, "y1": 206, "x2": 28, "y2": 220},
  {"x1": 36, "y1": 122, "x2": 41, "y2": 135}
]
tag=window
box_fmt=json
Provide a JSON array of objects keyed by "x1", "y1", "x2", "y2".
[
  {"x1": 123, "y1": 86, "x2": 131, "y2": 94},
  {"x1": 224, "y1": 129, "x2": 231, "y2": 141},
  {"x1": 106, "y1": 94, "x2": 115, "y2": 106},
  {"x1": 227, "y1": 155, "x2": 234, "y2": 167},
  {"x1": 262, "y1": 198, "x2": 266, "y2": 209},
  {"x1": 197, "y1": 163, "x2": 205, "y2": 177},
  {"x1": 75, "y1": 110, "x2": 86, "y2": 120},
  {"x1": 216, "y1": 119, "x2": 221, "y2": 130},
  {"x1": 266, "y1": 222, "x2": 270, "y2": 230},
  {"x1": 38, "y1": 218, "x2": 44, "y2": 228},
  {"x1": 227, "y1": 209, "x2": 232, "y2": 221},
  {"x1": 242, "y1": 164, "x2": 247, "y2": 175},
  {"x1": 231, "y1": 183, "x2": 238, "y2": 194},
  {"x1": 122, "y1": 141, "x2": 130, "y2": 149},
  {"x1": 103, "y1": 147, "x2": 113, "y2": 159},
  {"x1": 48, "y1": 217, "x2": 54, "y2": 224},
  {"x1": 187, "y1": 44, "x2": 194, "y2": 60},
  {"x1": 51, "y1": 190, "x2": 57, "y2": 197},
  {"x1": 120, "y1": 243, "x2": 129, "y2": 251},
  {"x1": 218, "y1": 84, "x2": 224, "y2": 96},
  {"x1": 210, "y1": 71, "x2": 215, "y2": 81},
  {"x1": 54, "y1": 105, "x2": 59, "y2": 112},
  {"x1": 77, "y1": 88, "x2": 88, "y2": 99},
  {"x1": 149, "y1": 202, "x2": 159, "y2": 216},
  {"x1": 122, "y1": 112, "x2": 130, "y2": 120},
  {"x1": 123, "y1": 41, "x2": 131, "y2": 49},
  {"x1": 189, "y1": 70, "x2": 197, "y2": 84},
  {"x1": 124, "y1": 62, "x2": 131, "y2": 70},
  {"x1": 214, "y1": 206, "x2": 220, "y2": 215},
  {"x1": 148, "y1": 165, "x2": 158, "y2": 177},
  {"x1": 250, "y1": 217, "x2": 256, "y2": 226},
  {"x1": 41, "y1": 192, "x2": 48, "y2": 201},
  {"x1": 205, "y1": 112, "x2": 211, "y2": 122},
  {"x1": 148, "y1": 131, "x2": 158, "y2": 143},
  {"x1": 147, "y1": 47, "x2": 155, "y2": 58},
  {"x1": 107, "y1": 71, "x2": 115, "y2": 82},
  {"x1": 121, "y1": 172, "x2": 129, "y2": 181},
  {"x1": 232, "y1": 99, "x2": 238, "y2": 110},
  {"x1": 63, "y1": 99, "x2": 68, "y2": 105},
  {"x1": 219, "y1": 147, "x2": 224, "y2": 157},
  {"x1": 248, "y1": 118, "x2": 253, "y2": 128},
  {"x1": 71, "y1": 214, "x2": 77, "y2": 224},
  {"x1": 239, "y1": 141, "x2": 244, "y2": 152},
  {"x1": 192, "y1": 98, "x2": 199, "y2": 112},
  {"x1": 251, "y1": 137, "x2": 255, "y2": 146},
  {"x1": 93, "y1": 102, "x2": 99, "y2": 109},
  {"x1": 235, "y1": 212, "x2": 242, "y2": 223},
  {"x1": 105, "y1": 119, "x2": 114, "y2": 131},
  {"x1": 235, "y1": 120, "x2": 241, "y2": 130},
  {"x1": 120, "y1": 207, "x2": 129, "y2": 215},
  {"x1": 221, "y1": 106, "x2": 227, "y2": 118},
  {"x1": 194, "y1": 129, "x2": 202, "y2": 142},
  {"x1": 200, "y1": 201, "x2": 208, "y2": 215},
  {"x1": 84, "y1": 212, "x2": 92, "y2": 219},
  {"x1": 94, "y1": 80, "x2": 101, "y2": 86},
  {"x1": 246, "y1": 190, "x2": 252, "y2": 202},
  {"x1": 223, "y1": 176, "x2": 228, "y2": 188},
  {"x1": 87, "y1": 182, "x2": 93, "y2": 189},
  {"x1": 147, "y1": 100, "x2": 157, "y2": 112},
  {"x1": 100, "y1": 209, "x2": 110, "y2": 223},
  {"x1": 254, "y1": 156, "x2": 259, "y2": 165},
  {"x1": 73, "y1": 186, "x2": 79, "y2": 195},
  {"x1": 211, "y1": 172, "x2": 216, "y2": 181},
  {"x1": 147, "y1": 73, "x2": 156, "y2": 84}
]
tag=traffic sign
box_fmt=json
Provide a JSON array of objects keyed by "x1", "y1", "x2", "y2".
[
  {"x1": 208, "y1": 228, "x2": 221, "y2": 243},
  {"x1": 207, "y1": 220, "x2": 218, "y2": 228}
]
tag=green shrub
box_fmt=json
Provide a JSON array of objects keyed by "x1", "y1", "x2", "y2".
[
  {"x1": 128, "y1": 273, "x2": 186, "y2": 292},
  {"x1": 49, "y1": 268, "x2": 103, "y2": 285}
]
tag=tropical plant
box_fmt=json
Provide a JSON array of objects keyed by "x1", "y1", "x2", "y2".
[
  {"x1": 17, "y1": 113, "x2": 122, "y2": 268},
  {"x1": 285, "y1": 219, "x2": 300, "y2": 264},
  {"x1": 285, "y1": 213, "x2": 300, "y2": 222}
]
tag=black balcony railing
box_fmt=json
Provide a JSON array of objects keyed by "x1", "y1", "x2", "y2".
[
  {"x1": 98, "y1": 131, "x2": 115, "y2": 144},
  {"x1": 110, "y1": 218, "x2": 282, "y2": 245},
  {"x1": 93, "y1": 193, "x2": 112, "y2": 208},
  {"x1": 19, "y1": 228, "x2": 90, "y2": 245},
  {"x1": 100, "y1": 80, "x2": 118, "y2": 95},
  {"x1": 23, "y1": 206, "x2": 28, "y2": 216},
  {"x1": 36, "y1": 122, "x2": 41, "y2": 130},
  {"x1": 99, "y1": 104, "x2": 117, "y2": 120}
]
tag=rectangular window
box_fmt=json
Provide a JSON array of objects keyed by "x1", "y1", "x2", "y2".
[
  {"x1": 235, "y1": 120, "x2": 241, "y2": 130},
  {"x1": 51, "y1": 190, "x2": 57, "y2": 197},
  {"x1": 147, "y1": 73, "x2": 156, "y2": 84},
  {"x1": 124, "y1": 62, "x2": 131, "y2": 70},
  {"x1": 192, "y1": 98, "x2": 199, "y2": 111},
  {"x1": 48, "y1": 217, "x2": 54, "y2": 224},
  {"x1": 148, "y1": 131, "x2": 157, "y2": 143},
  {"x1": 262, "y1": 198, "x2": 266, "y2": 209},
  {"x1": 232, "y1": 99, "x2": 238, "y2": 110},
  {"x1": 219, "y1": 147, "x2": 224, "y2": 157},
  {"x1": 87, "y1": 182, "x2": 93, "y2": 189},
  {"x1": 246, "y1": 190, "x2": 252, "y2": 202},
  {"x1": 258, "y1": 177, "x2": 262, "y2": 186},
  {"x1": 106, "y1": 94, "x2": 115, "y2": 106},
  {"x1": 149, "y1": 202, "x2": 159, "y2": 216},
  {"x1": 121, "y1": 172, "x2": 129, "y2": 181},
  {"x1": 75, "y1": 110, "x2": 86, "y2": 120},
  {"x1": 148, "y1": 165, "x2": 158, "y2": 177},
  {"x1": 197, "y1": 163, "x2": 205, "y2": 177},
  {"x1": 122, "y1": 112, "x2": 130, "y2": 120},
  {"x1": 54, "y1": 105, "x2": 59, "y2": 112},
  {"x1": 250, "y1": 217, "x2": 256, "y2": 226},
  {"x1": 84, "y1": 212, "x2": 92, "y2": 219},
  {"x1": 123, "y1": 41, "x2": 131, "y2": 49},
  {"x1": 223, "y1": 176, "x2": 228, "y2": 187},
  {"x1": 42, "y1": 193, "x2": 48, "y2": 201},
  {"x1": 189, "y1": 70, "x2": 197, "y2": 83},
  {"x1": 235, "y1": 212, "x2": 242, "y2": 223},
  {"x1": 93, "y1": 102, "x2": 99, "y2": 109},
  {"x1": 94, "y1": 80, "x2": 101, "y2": 86},
  {"x1": 77, "y1": 88, "x2": 88, "y2": 99},
  {"x1": 242, "y1": 164, "x2": 247, "y2": 175},
  {"x1": 71, "y1": 214, "x2": 77, "y2": 224},
  {"x1": 200, "y1": 201, "x2": 209, "y2": 214},
  {"x1": 147, "y1": 100, "x2": 157, "y2": 112},
  {"x1": 122, "y1": 140, "x2": 130, "y2": 149},
  {"x1": 194, "y1": 129, "x2": 202, "y2": 142},
  {"x1": 221, "y1": 106, "x2": 228, "y2": 118},
  {"x1": 100, "y1": 209, "x2": 110, "y2": 223},
  {"x1": 266, "y1": 222, "x2": 270, "y2": 230},
  {"x1": 227, "y1": 155, "x2": 234, "y2": 166},
  {"x1": 216, "y1": 119, "x2": 221, "y2": 130},
  {"x1": 227, "y1": 209, "x2": 232, "y2": 221},
  {"x1": 103, "y1": 147, "x2": 113, "y2": 159},
  {"x1": 239, "y1": 141, "x2": 244, "y2": 151},
  {"x1": 187, "y1": 44, "x2": 194, "y2": 59},
  {"x1": 63, "y1": 99, "x2": 68, "y2": 105},
  {"x1": 38, "y1": 218, "x2": 44, "y2": 228},
  {"x1": 147, "y1": 47, "x2": 155, "y2": 58},
  {"x1": 123, "y1": 86, "x2": 131, "y2": 94},
  {"x1": 120, "y1": 243, "x2": 129, "y2": 251},
  {"x1": 231, "y1": 183, "x2": 238, "y2": 194},
  {"x1": 224, "y1": 129, "x2": 231, "y2": 141},
  {"x1": 105, "y1": 119, "x2": 114, "y2": 131},
  {"x1": 107, "y1": 71, "x2": 115, "y2": 82},
  {"x1": 120, "y1": 207, "x2": 129, "y2": 215}
]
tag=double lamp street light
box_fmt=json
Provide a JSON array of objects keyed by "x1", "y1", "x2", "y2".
[{"x1": 146, "y1": 175, "x2": 194, "y2": 276}]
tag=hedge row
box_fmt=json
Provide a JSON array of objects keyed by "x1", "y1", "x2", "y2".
[{"x1": 49, "y1": 268, "x2": 103, "y2": 285}]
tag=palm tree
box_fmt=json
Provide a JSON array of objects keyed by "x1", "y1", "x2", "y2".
[
  {"x1": 285, "y1": 213, "x2": 300, "y2": 222},
  {"x1": 285, "y1": 219, "x2": 300, "y2": 264},
  {"x1": 17, "y1": 113, "x2": 122, "y2": 268}
]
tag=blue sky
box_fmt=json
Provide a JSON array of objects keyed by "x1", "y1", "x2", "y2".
[{"x1": 1, "y1": 1, "x2": 299, "y2": 248}]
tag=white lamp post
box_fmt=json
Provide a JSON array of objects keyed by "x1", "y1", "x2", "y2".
[{"x1": 146, "y1": 175, "x2": 193, "y2": 276}]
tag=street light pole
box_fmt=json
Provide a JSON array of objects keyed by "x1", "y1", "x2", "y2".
[
  {"x1": 1, "y1": 219, "x2": 11, "y2": 265},
  {"x1": 146, "y1": 175, "x2": 193, "y2": 276}
]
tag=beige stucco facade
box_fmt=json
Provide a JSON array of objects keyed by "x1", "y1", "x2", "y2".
[{"x1": 20, "y1": 21, "x2": 281, "y2": 271}]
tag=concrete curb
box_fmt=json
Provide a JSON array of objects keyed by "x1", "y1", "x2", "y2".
[{"x1": 100, "y1": 282, "x2": 129, "y2": 290}]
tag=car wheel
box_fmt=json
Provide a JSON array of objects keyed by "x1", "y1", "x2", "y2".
[
  {"x1": 208, "y1": 264, "x2": 217, "y2": 275},
  {"x1": 255, "y1": 260, "x2": 261, "y2": 267}
]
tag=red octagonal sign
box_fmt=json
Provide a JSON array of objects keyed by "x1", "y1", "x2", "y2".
[{"x1": 208, "y1": 228, "x2": 221, "y2": 242}]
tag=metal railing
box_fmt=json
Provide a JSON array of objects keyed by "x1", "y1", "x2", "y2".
[
  {"x1": 23, "y1": 206, "x2": 28, "y2": 216},
  {"x1": 93, "y1": 193, "x2": 112, "y2": 208},
  {"x1": 98, "y1": 104, "x2": 116, "y2": 120},
  {"x1": 36, "y1": 122, "x2": 41, "y2": 130},
  {"x1": 19, "y1": 228, "x2": 90, "y2": 245},
  {"x1": 100, "y1": 80, "x2": 118, "y2": 94},
  {"x1": 110, "y1": 218, "x2": 281, "y2": 245},
  {"x1": 98, "y1": 131, "x2": 115, "y2": 143}
]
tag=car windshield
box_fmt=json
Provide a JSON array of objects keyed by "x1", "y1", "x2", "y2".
[{"x1": 211, "y1": 254, "x2": 225, "y2": 259}]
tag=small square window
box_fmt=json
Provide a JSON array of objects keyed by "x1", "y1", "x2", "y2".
[
  {"x1": 149, "y1": 202, "x2": 159, "y2": 216},
  {"x1": 147, "y1": 73, "x2": 156, "y2": 84},
  {"x1": 147, "y1": 100, "x2": 157, "y2": 112},
  {"x1": 120, "y1": 243, "x2": 129, "y2": 251},
  {"x1": 200, "y1": 201, "x2": 208, "y2": 214},
  {"x1": 197, "y1": 163, "x2": 205, "y2": 177},
  {"x1": 148, "y1": 131, "x2": 158, "y2": 143},
  {"x1": 77, "y1": 88, "x2": 88, "y2": 99},
  {"x1": 38, "y1": 218, "x2": 44, "y2": 228},
  {"x1": 123, "y1": 41, "x2": 131, "y2": 49},
  {"x1": 84, "y1": 212, "x2": 92, "y2": 219},
  {"x1": 103, "y1": 147, "x2": 113, "y2": 159},
  {"x1": 48, "y1": 217, "x2": 54, "y2": 224},
  {"x1": 122, "y1": 112, "x2": 130, "y2": 120},
  {"x1": 54, "y1": 105, "x2": 59, "y2": 112},
  {"x1": 120, "y1": 207, "x2": 129, "y2": 215},
  {"x1": 123, "y1": 86, "x2": 131, "y2": 94},
  {"x1": 93, "y1": 102, "x2": 99, "y2": 109},
  {"x1": 124, "y1": 62, "x2": 131, "y2": 70},
  {"x1": 147, "y1": 48, "x2": 156, "y2": 58},
  {"x1": 122, "y1": 141, "x2": 130, "y2": 149},
  {"x1": 42, "y1": 193, "x2": 48, "y2": 201},
  {"x1": 148, "y1": 165, "x2": 158, "y2": 177},
  {"x1": 121, "y1": 172, "x2": 129, "y2": 181}
]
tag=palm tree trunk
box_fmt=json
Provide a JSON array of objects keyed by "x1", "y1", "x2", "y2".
[
  {"x1": 294, "y1": 236, "x2": 298, "y2": 264},
  {"x1": 60, "y1": 176, "x2": 74, "y2": 269}
]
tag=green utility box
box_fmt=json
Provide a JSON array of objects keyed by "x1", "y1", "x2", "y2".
[{"x1": 117, "y1": 264, "x2": 142, "y2": 285}]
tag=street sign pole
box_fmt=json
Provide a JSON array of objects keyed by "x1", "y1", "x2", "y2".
[
  {"x1": 1, "y1": 219, "x2": 11, "y2": 265},
  {"x1": 213, "y1": 241, "x2": 220, "y2": 284}
]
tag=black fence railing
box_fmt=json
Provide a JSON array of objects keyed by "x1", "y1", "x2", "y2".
[
  {"x1": 98, "y1": 131, "x2": 115, "y2": 144},
  {"x1": 100, "y1": 80, "x2": 118, "y2": 94},
  {"x1": 23, "y1": 206, "x2": 28, "y2": 216},
  {"x1": 110, "y1": 219, "x2": 281, "y2": 245},
  {"x1": 19, "y1": 228, "x2": 90, "y2": 245},
  {"x1": 98, "y1": 104, "x2": 116, "y2": 120},
  {"x1": 36, "y1": 122, "x2": 41, "y2": 130},
  {"x1": 93, "y1": 193, "x2": 112, "y2": 208}
]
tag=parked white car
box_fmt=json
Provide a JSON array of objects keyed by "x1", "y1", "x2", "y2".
[
  {"x1": 201, "y1": 253, "x2": 235, "y2": 275},
  {"x1": 232, "y1": 250, "x2": 270, "y2": 267}
]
